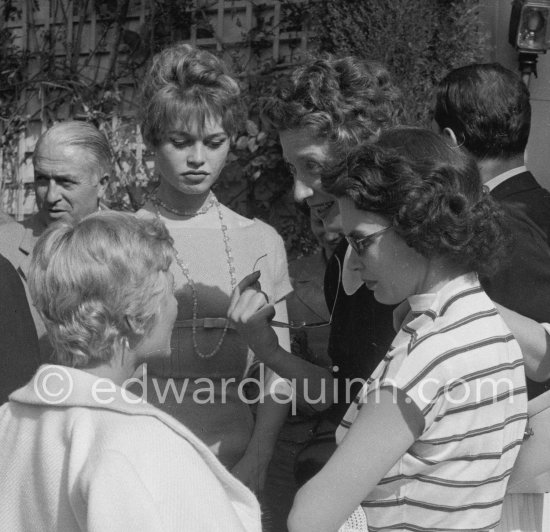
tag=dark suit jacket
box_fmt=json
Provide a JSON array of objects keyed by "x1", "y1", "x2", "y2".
[
  {"x1": 0, "y1": 215, "x2": 51, "y2": 359},
  {"x1": 483, "y1": 170, "x2": 550, "y2": 398},
  {"x1": 0, "y1": 253, "x2": 40, "y2": 403}
]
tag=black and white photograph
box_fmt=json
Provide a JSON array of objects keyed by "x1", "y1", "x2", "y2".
[{"x1": 0, "y1": 1, "x2": 549, "y2": 530}]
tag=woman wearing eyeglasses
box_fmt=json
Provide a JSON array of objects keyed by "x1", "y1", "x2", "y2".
[
  {"x1": 230, "y1": 57, "x2": 403, "y2": 530},
  {"x1": 282, "y1": 127, "x2": 528, "y2": 532},
  {"x1": 231, "y1": 55, "x2": 402, "y2": 417}
]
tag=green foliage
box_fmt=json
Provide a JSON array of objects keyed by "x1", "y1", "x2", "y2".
[
  {"x1": 309, "y1": 0, "x2": 490, "y2": 125},
  {"x1": 216, "y1": 55, "x2": 318, "y2": 258}
]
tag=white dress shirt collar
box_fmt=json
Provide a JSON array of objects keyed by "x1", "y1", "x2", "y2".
[{"x1": 484, "y1": 166, "x2": 527, "y2": 191}]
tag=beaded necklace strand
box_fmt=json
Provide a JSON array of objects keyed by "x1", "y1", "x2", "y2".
[
  {"x1": 151, "y1": 190, "x2": 215, "y2": 217},
  {"x1": 153, "y1": 194, "x2": 237, "y2": 359}
]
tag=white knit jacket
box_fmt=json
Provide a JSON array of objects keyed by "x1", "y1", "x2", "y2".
[{"x1": 0, "y1": 365, "x2": 262, "y2": 531}]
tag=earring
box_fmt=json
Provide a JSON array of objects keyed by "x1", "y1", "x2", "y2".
[{"x1": 123, "y1": 336, "x2": 130, "y2": 352}]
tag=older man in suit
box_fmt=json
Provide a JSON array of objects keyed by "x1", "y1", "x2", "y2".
[{"x1": 0, "y1": 121, "x2": 111, "y2": 358}]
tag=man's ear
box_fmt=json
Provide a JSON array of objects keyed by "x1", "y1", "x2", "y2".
[
  {"x1": 442, "y1": 127, "x2": 459, "y2": 146},
  {"x1": 97, "y1": 174, "x2": 109, "y2": 199}
]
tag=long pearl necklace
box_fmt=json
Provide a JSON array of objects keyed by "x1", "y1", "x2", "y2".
[
  {"x1": 152, "y1": 190, "x2": 215, "y2": 217},
  {"x1": 153, "y1": 194, "x2": 237, "y2": 359}
]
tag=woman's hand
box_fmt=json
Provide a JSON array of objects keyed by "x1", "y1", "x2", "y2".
[{"x1": 228, "y1": 271, "x2": 280, "y2": 356}]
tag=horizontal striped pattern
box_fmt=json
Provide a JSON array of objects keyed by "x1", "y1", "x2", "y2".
[
  {"x1": 408, "y1": 438, "x2": 524, "y2": 466},
  {"x1": 336, "y1": 273, "x2": 527, "y2": 531},
  {"x1": 378, "y1": 468, "x2": 514, "y2": 488},
  {"x1": 367, "y1": 521, "x2": 500, "y2": 532}
]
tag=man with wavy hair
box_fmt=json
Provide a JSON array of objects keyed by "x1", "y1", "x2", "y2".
[
  {"x1": 231, "y1": 55, "x2": 404, "y2": 531},
  {"x1": 260, "y1": 55, "x2": 403, "y2": 418}
]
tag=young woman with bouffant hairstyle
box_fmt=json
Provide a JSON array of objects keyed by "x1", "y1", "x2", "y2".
[{"x1": 136, "y1": 43, "x2": 293, "y2": 493}]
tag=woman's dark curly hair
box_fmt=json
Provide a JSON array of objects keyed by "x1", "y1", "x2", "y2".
[
  {"x1": 323, "y1": 127, "x2": 511, "y2": 277},
  {"x1": 261, "y1": 54, "x2": 403, "y2": 150},
  {"x1": 140, "y1": 43, "x2": 245, "y2": 147}
]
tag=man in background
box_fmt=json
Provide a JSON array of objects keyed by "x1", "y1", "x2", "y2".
[
  {"x1": 434, "y1": 62, "x2": 550, "y2": 398},
  {"x1": 243, "y1": 55, "x2": 402, "y2": 532},
  {"x1": 0, "y1": 120, "x2": 111, "y2": 358}
]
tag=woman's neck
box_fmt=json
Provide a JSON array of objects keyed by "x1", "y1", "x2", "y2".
[
  {"x1": 155, "y1": 179, "x2": 212, "y2": 214},
  {"x1": 417, "y1": 259, "x2": 466, "y2": 297},
  {"x1": 83, "y1": 358, "x2": 138, "y2": 388}
]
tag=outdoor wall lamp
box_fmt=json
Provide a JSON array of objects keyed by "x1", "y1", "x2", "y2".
[{"x1": 509, "y1": 0, "x2": 550, "y2": 85}]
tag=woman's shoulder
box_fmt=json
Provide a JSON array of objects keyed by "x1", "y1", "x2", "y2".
[
  {"x1": 249, "y1": 218, "x2": 283, "y2": 240},
  {"x1": 242, "y1": 216, "x2": 283, "y2": 242},
  {"x1": 220, "y1": 206, "x2": 283, "y2": 239},
  {"x1": 77, "y1": 401, "x2": 200, "y2": 458},
  {"x1": 218, "y1": 205, "x2": 252, "y2": 226}
]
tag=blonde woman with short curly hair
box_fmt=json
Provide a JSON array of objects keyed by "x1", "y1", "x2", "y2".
[{"x1": 0, "y1": 211, "x2": 261, "y2": 531}]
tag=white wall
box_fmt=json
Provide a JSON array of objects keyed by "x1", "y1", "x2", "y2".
[{"x1": 482, "y1": 0, "x2": 550, "y2": 190}]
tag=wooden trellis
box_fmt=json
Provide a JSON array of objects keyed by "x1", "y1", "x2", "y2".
[{"x1": 0, "y1": 0, "x2": 312, "y2": 219}]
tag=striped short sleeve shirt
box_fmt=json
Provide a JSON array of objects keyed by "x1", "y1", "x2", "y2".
[{"x1": 336, "y1": 273, "x2": 528, "y2": 532}]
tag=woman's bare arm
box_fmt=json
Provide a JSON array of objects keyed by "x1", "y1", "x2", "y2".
[{"x1": 288, "y1": 387, "x2": 423, "y2": 532}]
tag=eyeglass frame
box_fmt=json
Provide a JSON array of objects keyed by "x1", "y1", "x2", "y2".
[
  {"x1": 270, "y1": 254, "x2": 342, "y2": 330},
  {"x1": 345, "y1": 226, "x2": 392, "y2": 256}
]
